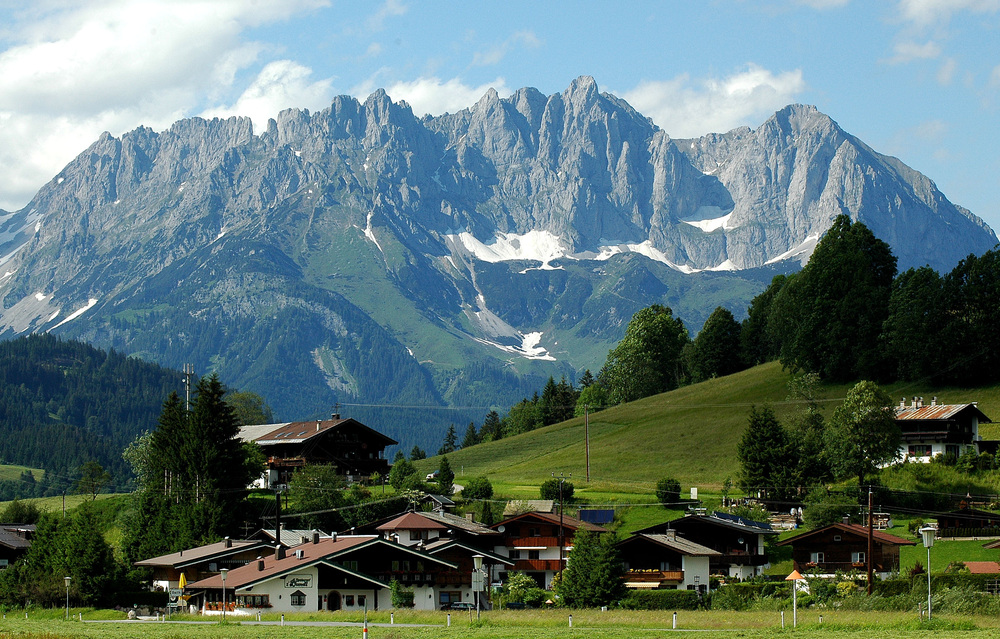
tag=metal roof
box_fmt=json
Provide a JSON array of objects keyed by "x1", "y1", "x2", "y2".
[
  {"x1": 895, "y1": 403, "x2": 991, "y2": 423},
  {"x1": 620, "y1": 533, "x2": 721, "y2": 557}
]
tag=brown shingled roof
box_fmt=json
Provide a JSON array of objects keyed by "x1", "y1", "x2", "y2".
[{"x1": 376, "y1": 512, "x2": 448, "y2": 532}]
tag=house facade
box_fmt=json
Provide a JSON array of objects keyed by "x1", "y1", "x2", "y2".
[
  {"x1": 617, "y1": 531, "x2": 718, "y2": 592},
  {"x1": 186, "y1": 535, "x2": 460, "y2": 614},
  {"x1": 635, "y1": 512, "x2": 779, "y2": 580},
  {"x1": 777, "y1": 523, "x2": 914, "y2": 578},
  {"x1": 895, "y1": 398, "x2": 991, "y2": 463},
  {"x1": 134, "y1": 537, "x2": 273, "y2": 591},
  {"x1": 0, "y1": 524, "x2": 33, "y2": 569},
  {"x1": 238, "y1": 415, "x2": 396, "y2": 487},
  {"x1": 491, "y1": 511, "x2": 607, "y2": 589}
]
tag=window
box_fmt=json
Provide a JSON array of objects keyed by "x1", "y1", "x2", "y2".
[
  {"x1": 833, "y1": 535, "x2": 842, "y2": 542},
  {"x1": 341, "y1": 560, "x2": 358, "y2": 571},
  {"x1": 908, "y1": 445, "x2": 932, "y2": 457},
  {"x1": 529, "y1": 527, "x2": 541, "y2": 537},
  {"x1": 402, "y1": 560, "x2": 411, "y2": 571},
  {"x1": 852, "y1": 552, "x2": 866, "y2": 563},
  {"x1": 509, "y1": 550, "x2": 521, "y2": 560},
  {"x1": 528, "y1": 550, "x2": 540, "y2": 560},
  {"x1": 410, "y1": 530, "x2": 423, "y2": 541},
  {"x1": 290, "y1": 590, "x2": 306, "y2": 607},
  {"x1": 236, "y1": 594, "x2": 270, "y2": 608},
  {"x1": 358, "y1": 595, "x2": 366, "y2": 607},
  {"x1": 810, "y1": 552, "x2": 824, "y2": 564},
  {"x1": 391, "y1": 560, "x2": 400, "y2": 571},
  {"x1": 345, "y1": 595, "x2": 355, "y2": 606}
]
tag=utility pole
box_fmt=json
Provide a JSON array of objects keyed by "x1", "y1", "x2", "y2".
[
  {"x1": 584, "y1": 405, "x2": 590, "y2": 483},
  {"x1": 867, "y1": 486, "x2": 874, "y2": 595},
  {"x1": 183, "y1": 364, "x2": 194, "y2": 411},
  {"x1": 553, "y1": 472, "x2": 570, "y2": 579}
]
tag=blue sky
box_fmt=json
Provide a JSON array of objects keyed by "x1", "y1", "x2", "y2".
[{"x1": 1, "y1": 0, "x2": 998, "y2": 236}]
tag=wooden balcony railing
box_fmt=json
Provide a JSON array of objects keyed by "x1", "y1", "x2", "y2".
[
  {"x1": 512, "y1": 559, "x2": 563, "y2": 572},
  {"x1": 624, "y1": 570, "x2": 684, "y2": 583},
  {"x1": 506, "y1": 537, "x2": 561, "y2": 548}
]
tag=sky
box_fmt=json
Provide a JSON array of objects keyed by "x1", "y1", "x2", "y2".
[{"x1": 0, "y1": 0, "x2": 998, "y2": 232}]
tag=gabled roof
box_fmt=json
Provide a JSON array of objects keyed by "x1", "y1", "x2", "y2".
[
  {"x1": 0, "y1": 524, "x2": 33, "y2": 550},
  {"x1": 422, "y1": 539, "x2": 515, "y2": 565},
  {"x1": 187, "y1": 536, "x2": 457, "y2": 590},
  {"x1": 777, "y1": 523, "x2": 915, "y2": 547},
  {"x1": 637, "y1": 512, "x2": 778, "y2": 537},
  {"x1": 135, "y1": 539, "x2": 271, "y2": 568},
  {"x1": 377, "y1": 512, "x2": 448, "y2": 532},
  {"x1": 494, "y1": 510, "x2": 608, "y2": 533},
  {"x1": 421, "y1": 510, "x2": 500, "y2": 536},
  {"x1": 503, "y1": 500, "x2": 555, "y2": 515},
  {"x1": 239, "y1": 417, "x2": 397, "y2": 447},
  {"x1": 251, "y1": 528, "x2": 330, "y2": 546},
  {"x1": 619, "y1": 533, "x2": 722, "y2": 557},
  {"x1": 895, "y1": 403, "x2": 991, "y2": 423},
  {"x1": 964, "y1": 561, "x2": 1000, "y2": 574}
]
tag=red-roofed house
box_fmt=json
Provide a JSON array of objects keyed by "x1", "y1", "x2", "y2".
[
  {"x1": 239, "y1": 415, "x2": 396, "y2": 487},
  {"x1": 778, "y1": 523, "x2": 915, "y2": 578},
  {"x1": 895, "y1": 398, "x2": 991, "y2": 462},
  {"x1": 134, "y1": 537, "x2": 273, "y2": 591},
  {"x1": 492, "y1": 511, "x2": 607, "y2": 589}
]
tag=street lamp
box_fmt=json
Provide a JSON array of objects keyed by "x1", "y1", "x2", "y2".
[
  {"x1": 219, "y1": 568, "x2": 229, "y2": 621},
  {"x1": 919, "y1": 526, "x2": 935, "y2": 621},
  {"x1": 472, "y1": 555, "x2": 484, "y2": 620},
  {"x1": 64, "y1": 576, "x2": 71, "y2": 620}
]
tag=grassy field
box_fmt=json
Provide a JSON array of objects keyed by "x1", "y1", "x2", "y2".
[
  {"x1": 414, "y1": 361, "x2": 1000, "y2": 496},
  {"x1": 0, "y1": 464, "x2": 44, "y2": 482},
  {"x1": 0, "y1": 608, "x2": 994, "y2": 639},
  {"x1": 0, "y1": 492, "x2": 120, "y2": 514}
]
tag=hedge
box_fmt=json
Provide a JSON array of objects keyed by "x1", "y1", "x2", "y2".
[{"x1": 620, "y1": 589, "x2": 699, "y2": 610}]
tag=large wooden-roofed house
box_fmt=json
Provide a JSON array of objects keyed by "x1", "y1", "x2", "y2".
[
  {"x1": 778, "y1": 522, "x2": 914, "y2": 578},
  {"x1": 491, "y1": 511, "x2": 607, "y2": 589},
  {"x1": 617, "y1": 531, "x2": 719, "y2": 593},
  {"x1": 635, "y1": 512, "x2": 779, "y2": 580},
  {"x1": 895, "y1": 397, "x2": 991, "y2": 462},
  {"x1": 0, "y1": 524, "x2": 34, "y2": 570},
  {"x1": 134, "y1": 537, "x2": 273, "y2": 591},
  {"x1": 239, "y1": 414, "x2": 396, "y2": 487}
]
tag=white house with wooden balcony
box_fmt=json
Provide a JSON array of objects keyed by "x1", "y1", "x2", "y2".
[
  {"x1": 894, "y1": 397, "x2": 992, "y2": 463},
  {"x1": 491, "y1": 511, "x2": 607, "y2": 589},
  {"x1": 617, "y1": 531, "x2": 718, "y2": 592}
]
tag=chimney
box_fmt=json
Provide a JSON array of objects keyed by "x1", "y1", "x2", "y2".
[
  {"x1": 332, "y1": 532, "x2": 338, "y2": 542},
  {"x1": 295, "y1": 549, "x2": 305, "y2": 559},
  {"x1": 275, "y1": 546, "x2": 285, "y2": 560},
  {"x1": 465, "y1": 513, "x2": 475, "y2": 522},
  {"x1": 900, "y1": 397, "x2": 906, "y2": 410},
  {"x1": 931, "y1": 396, "x2": 937, "y2": 406},
  {"x1": 317, "y1": 420, "x2": 322, "y2": 431},
  {"x1": 224, "y1": 536, "x2": 232, "y2": 548},
  {"x1": 918, "y1": 396, "x2": 924, "y2": 408},
  {"x1": 300, "y1": 535, "x2": 309, "y2": 545},
  {"x1": 257, "y1": 556, "x2": 264, "y2": 571},
  {"x1": 332, "y1": 413, "x2": 340, "y2": 420},
  {"x1": 313, "y1": 532, "x2": 320, "y2": 544},
  {"x1": 912, "y1": 396, "x2": 918, "y2": 408},
  {"x1": 842, "y1": 516, "x2": 851, "y2": 525},
  {"x1": 665, "y1": 529, "x2": 677, "y2": 540}
]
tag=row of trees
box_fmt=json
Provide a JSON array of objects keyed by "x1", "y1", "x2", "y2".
[{"x1": 744, "y1": 214, "x2": 1000, "y2": 386}]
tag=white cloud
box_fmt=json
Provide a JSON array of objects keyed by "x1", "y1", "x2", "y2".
[
  {"x1": 937, "y1": 57, "x2": 957, "y2": 84},
  {"x1": 621, "y1": 64, "x2": 806, "y2": 138},
  {"x1": 886, "y1": 40, "x2": 942, "y2": 63},
  {"x1": 375, "y1": 77, "x2": 513, "y2": 117},
  {"x1": 0, "y1": 0, "x2": 329, "y2": 211},
  {"x1": 201, "y1": 61, "x2": 335, "y2": 132},
  {"x1": 471, "y1": 31, "x2": 542, "y2": 67},
  {"x1": 897, "y1": 0, "x2": 1000, "y2": 26},
  {"x1": 366, "y1": 0, "x2": 407, "y2": 31}
]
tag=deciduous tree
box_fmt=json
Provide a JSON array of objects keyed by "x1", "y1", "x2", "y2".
[
  {"x1": 825, "y1": 380, "x2": 900, "y2": 487},
  {"x1": 599, "y1": 304, "x2": 690, "y2": 404}
]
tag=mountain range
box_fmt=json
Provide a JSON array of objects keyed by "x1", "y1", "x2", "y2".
[{"x1": 0, "y1": 76, "x2": 994, "y2": 449}]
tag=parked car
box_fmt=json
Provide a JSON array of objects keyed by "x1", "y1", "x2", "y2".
[
  {"x1": 426, "y1": 470, "x2": 439, "y2": 481},
  {"x1": 444, "y1": 601, "x2": 474, "y2": 611}
]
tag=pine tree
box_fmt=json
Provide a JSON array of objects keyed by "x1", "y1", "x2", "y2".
[
  {"x1": 461, "y1": 422, "x2": 479, "y2": 449},
  {"x1": 410, "y1": 445, "x2": 426, "y2": 460},
  {"x1": 437, "y1": 456, "x2": 455, "y2": 496},
  {"x1": 736, "y1": 405, "x2": 797, "y2": 501},
  {"x1": 479, "y1": 411, "x2": 502, "y2": 442},
  {"x1": 438, "y1": 424, "x2": 458, "y2": 455}
]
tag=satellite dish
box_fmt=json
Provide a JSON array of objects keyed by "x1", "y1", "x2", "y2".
[
  {"x1": 497, "y1": 525, "x2": 506, "y2": 533},
  {"x1": 737, "y1": 537, "x2": 745, "y2": 545}
]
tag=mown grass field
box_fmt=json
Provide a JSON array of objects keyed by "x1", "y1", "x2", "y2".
[{"x1": 0, "y1": 608, "x2": 995, "y2": 639}]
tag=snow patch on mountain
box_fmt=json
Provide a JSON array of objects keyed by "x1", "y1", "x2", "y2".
[
  {"x1": 449, "y1": 230, "x2": 568, "y2": 269},
  {"x1": 682, "y1": 210, "x2": 733, "y2": 232},
  {"x1": 766, "y1": 233, "x2": 820, "y2": 265},
  {"x1": 51, "y1": 298, "x2": 97, "y2": 330}
]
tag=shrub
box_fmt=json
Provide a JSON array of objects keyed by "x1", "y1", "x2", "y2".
[
  {"x1": 540, "y1": 478, "x2": 574, "y2": 502},
  {"x1": 620, "y1": 589, "x2": 698, "y2": 610},
  {"x1": 462, "y1": 476, "x2": 494, "y2": 501},
  {"x1": 655, "y1": 478, "x2": 681, "y2": 507},
  {"x1": 389, "y1": 579, "x2": 414, "y2": 608}
]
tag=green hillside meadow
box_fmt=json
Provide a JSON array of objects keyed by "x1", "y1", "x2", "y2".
[{"x1": 420, "y1": 361, "x2": 1000, "y2": 498}]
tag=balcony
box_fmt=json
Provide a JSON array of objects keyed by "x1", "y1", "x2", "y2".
[
  {"x1": 506, "y1": 537, "x2": 561, "y2": 548},
  {"x1": 624, "y1": 570, "x2": 684, "y2": 586},
  {"x1": 715, "y1": 554, "x2": 769, "y2": 567},
  {"x1": 798, "y1": 561, "x2": 896, "y2": 573},
  {"x1": 512, "y1": 559, "x2": 563, "y2": 572}
]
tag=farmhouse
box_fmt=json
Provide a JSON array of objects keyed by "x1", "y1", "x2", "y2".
[
  {"x1": 635, "y1": 511, "x2": 779, "y2": 580},
  {"x1": 491, "y1": 511, "x2": 607, "y2": 589},
  {"x1": 777, "y1": 522, "x2": 914, "y2": 578},
  {"x1": 185, "y1": 534, "x2": 466, "y2": 613},
  {"x1": 238, "y1": 414, "x2": 396, "y2": 487},
  {"x1": 895, "y1": 397, "x2": 991, "y2": 463},
  {"x1": 0, "y1": 523, "x2": 33, "y2": 569},
  {"x1": 134, "y1": 537, "x2": 273, "y2": 591},
  {"x1": 617, "y1": 531, "x2": 718, "y2": 592}
]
